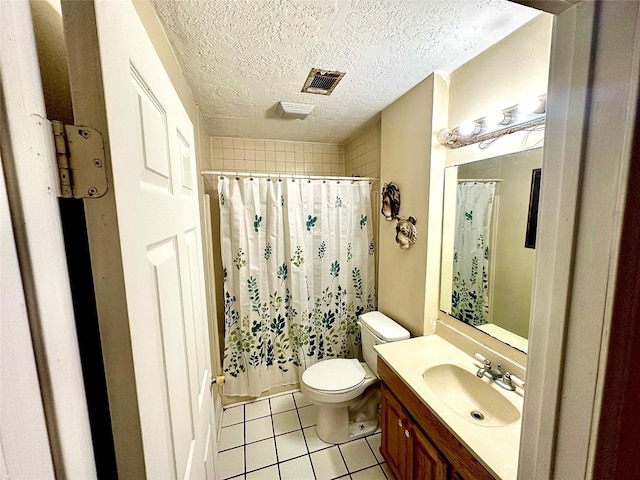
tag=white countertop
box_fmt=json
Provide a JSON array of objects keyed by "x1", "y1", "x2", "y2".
[{"x1": 375, "y1": 335, "x2": 523, "y2": 480}]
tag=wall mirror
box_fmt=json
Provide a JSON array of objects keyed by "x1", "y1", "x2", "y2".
[{"x1": 439, "y1": 148, "x2": 543, "y2": 353}]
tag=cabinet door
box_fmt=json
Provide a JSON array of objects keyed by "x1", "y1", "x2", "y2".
[
  {"x1": 449, "y1": 466, "x2": 466, "y2": 480},
  {"x1": 411, "y1": 423, "x2": 448, "y2": 480},
  {"x1": 381, "y1": 385, "x2": 411, "y2": 479}
]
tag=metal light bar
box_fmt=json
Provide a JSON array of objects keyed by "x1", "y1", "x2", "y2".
[{"x1": 438, "y1": 94, "x2": 547, "y2": 149}]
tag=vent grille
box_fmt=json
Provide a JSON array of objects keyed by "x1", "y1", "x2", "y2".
[{"x1": 302, "y1": 68, "x2": 345, "y2": 95}]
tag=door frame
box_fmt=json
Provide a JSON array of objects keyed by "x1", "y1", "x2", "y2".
[
  {"x1": 517, "y1": 0, "x2": 640, "y2": 478},
  {"x1": 0, "y1": 1, "x2": 95, "y2": 477}
]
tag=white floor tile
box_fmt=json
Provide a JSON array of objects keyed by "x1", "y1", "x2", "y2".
[
  {"x1": 279, "y1": 455, "x2": 314, "y2": 480},
  {"x1": 381, "y1": 462, "x2": 397, "y2": 480},
  {"x1": 297, "y1": 405, "x2": 318, "y2": 428},
  {"x1": 270, "y1": 393, "x2": 296, "y2": 413},
  {"x1": 245, "y1": 415, "x2": 274, "y2": 444},
  {"x1": 293, "y1": 391, "x2": 312, "y2": 408},
  {"x1": 245, "y1": 399, "x2": 271, "y2": 420},
  {"x1": 340, "y1": 438, "x2": 377, "y2": 472},
  {"x1": 366, "y1": 433, "x2": 384, "y2": 463},
  {"x1": 272, "y1": 410, "x2": 301, "y2": 435},
  {"x1": 246, "y1": 464, "x2": 279, "y2": 480},
  {"x1": 275, "y1": 430, "x2": 308, "y2": 462},
  {"x1": 303, "y1": 426, "x2": 332, "y2": 453},
  {"x1": 218, "y1": 446, "x2": 244, "y2": 479},
  {"x1": 219, "y1": 423, "x2": 244, "y2": 451},
  {"x1": 222, "y1": 405, "x2": 244, "y2": 427},
  {"x1": 310, "y1": 446, "x2": 348, "y2": 480},
  {"x1": 245, "y1": 437, "x2": 277, "y2": 473},
  {"x1": 352, "y1": 465, "x2": 387, "y2": 480}
]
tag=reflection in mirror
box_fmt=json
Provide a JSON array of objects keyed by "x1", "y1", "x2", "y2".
[{"x1": 440, "y1": 148, "x2": 543, "y2": 353}]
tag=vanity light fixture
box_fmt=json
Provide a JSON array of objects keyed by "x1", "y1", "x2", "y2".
[{"x1": 438, "y1": 94, "x2": 547, "y2": 149}]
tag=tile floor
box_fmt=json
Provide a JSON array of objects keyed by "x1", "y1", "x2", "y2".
[{"x1": 218, "y1": 390, "x2": 396, "y2": 480}]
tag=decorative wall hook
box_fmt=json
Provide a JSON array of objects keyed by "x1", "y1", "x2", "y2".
[
  {"x1": 381, "y1": 182, "x2": 401, "y2": 220},
  {"x1": 395, "y1": 216, "x2": 417, "y2": 249}
]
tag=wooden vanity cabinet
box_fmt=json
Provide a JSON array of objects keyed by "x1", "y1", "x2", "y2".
[
  {"x1": 381, "y1": 383, "x2": 447, "y2": 479},
  {"x1": 379, "y1": 358, "x2": 495, "y2": 480}
]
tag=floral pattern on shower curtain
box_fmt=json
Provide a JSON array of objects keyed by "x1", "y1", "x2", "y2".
[
  {"x1": 218, "y1": 177, "x2": 376, "y2": 397},
  {"x1": 451, "y1": 181, "x2": 495, "y2": 327}
]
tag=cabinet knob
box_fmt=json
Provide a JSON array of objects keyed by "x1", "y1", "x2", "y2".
[
  {"x1": 398, "y1": 419, "x2": 403, "y2": 428},
  {"x1": 405, "y1": 429, "x2": 410, "y2": 438}
]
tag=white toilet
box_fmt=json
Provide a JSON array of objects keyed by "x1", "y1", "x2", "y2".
[{"x1": 300, "y1": 311, "x2": 410, "y2": 444}]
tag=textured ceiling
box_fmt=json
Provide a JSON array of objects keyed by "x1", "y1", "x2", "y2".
[{"x1": 151, "y1": 0, "x2": 539, "y2": 143}]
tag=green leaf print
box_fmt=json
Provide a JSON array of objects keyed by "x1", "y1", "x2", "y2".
[
  {"x1": 306, "y1": 215, "x2": 317, "y2": 231},
  {"x1": 233, "y1": 249, "x2": 247, "y2": 270},
  {"x1": 330, "y1": 260, "x2": 340, "y2": 278},
  {"x1": 219, "y1": 193, "x2": 225, "y2": 206},
  {"x1": 291, "y1": 246, "x2": 304, "y2": 267},
  {"x1": 352, "y1": 268, "x2": 363, "y2": 300},
  {"x1": 253, "y1": 215, "x2": 262, "y2": 232},
  {"x1": 264, "y1": 243, "x2": 272, "y2": 260},
  {"x1": 360, "y1": 215, "x2": 367, "y2": 229},
  {"x1": 347, "y1": 243, "x2": 353, "y2": 262},
  {"x1": 335, "y1": 196, "x2": 342, "y2": 207},
  {"x1": 318, "y1": 241, "x2": 326, "y2": 259},
  {"x1": 277, "y1": 263, "x2": 288, "y2": 283}
]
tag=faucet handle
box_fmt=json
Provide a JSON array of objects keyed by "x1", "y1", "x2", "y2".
[
  {"x1": 504, "y1": 372, "x2": 525, "y2": 389},
  {"x1": 474, "y1": 352, "x2": 491, "y2": 367}
]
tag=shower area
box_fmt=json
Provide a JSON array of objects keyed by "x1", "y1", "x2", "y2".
[{"x1": 200, "y1": 132, "x2": 381, "y2": 403}]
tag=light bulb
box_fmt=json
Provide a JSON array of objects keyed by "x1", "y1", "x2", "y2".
[
  {"x1": 518, "y1": 96, "x2": 544, "y2": 114},
  {"x1": 437, "y1": 128, "x2": 457, "y2": 145},
  {"x1": 458, "y1": 120, "x2": 481, "y2": 137},
  {"x1": 484, "y1": 111, "x2": 511, "y2": 129}
]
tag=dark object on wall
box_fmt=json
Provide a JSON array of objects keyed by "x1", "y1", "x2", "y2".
[
  {"x1": 525, "y1": 168, "x2": 542, "y2": 249},
  {"x1": 396, "y1": 216, "x2": 417, "y2": 249},
  {"x1": 381, "y1": 183, "x2": 401, "y2": 220}
]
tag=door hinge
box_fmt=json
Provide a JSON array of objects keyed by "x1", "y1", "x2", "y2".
[{"x1": 52, "y1": 120, "x2": 108, "y2": 199}]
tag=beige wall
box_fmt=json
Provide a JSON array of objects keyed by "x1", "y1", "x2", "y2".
[
  {"x1": 345, "y1": 117, "x2": 381, "y2": 178},
  {"x1": 447, "y1": 14, "x2": 552, "y2": 167},
  {"x1": 208, "y1": 137, "x2": 344, "y2": 176},
  {"x1": 379, "y1": 75, "x2": 437, "y2": 337}
]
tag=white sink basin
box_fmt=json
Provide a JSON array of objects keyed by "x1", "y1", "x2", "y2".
[{"x1": 422, "y1": 364, "x2": 521, "y2": 427}]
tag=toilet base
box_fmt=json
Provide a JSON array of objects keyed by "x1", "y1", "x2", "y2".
[{"x1": 315, "y1": 386, "x2": 380, "y2": 444}]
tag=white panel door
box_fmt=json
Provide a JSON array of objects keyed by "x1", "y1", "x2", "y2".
[{"x1": 61, "y1": 1, "x2": 214, "y2": 478}]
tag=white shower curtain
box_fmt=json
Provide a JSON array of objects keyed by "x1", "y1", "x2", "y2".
[
  {"x1": 218, "y1": 176, "x2": 376, "y2": 397},
  {"x1": 451, "y1": 182, "x2": 495, "y2": 327}
]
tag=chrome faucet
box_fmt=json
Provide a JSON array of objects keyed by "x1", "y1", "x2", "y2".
[{"x1": 474, "y1": 353, "x2": 525, "y2": 391}]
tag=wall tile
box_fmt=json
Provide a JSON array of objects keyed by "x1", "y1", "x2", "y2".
[{"x1": 210, "y1": 136, "x2": 345, "y2": 177}]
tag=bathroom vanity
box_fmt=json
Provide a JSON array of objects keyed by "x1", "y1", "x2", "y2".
[
  {"x1": 379, "y1": 360, "x2": 494, "y2": 480},
  {"x1": 375, "y1": 335, "x2": 523, "y2": 480}
]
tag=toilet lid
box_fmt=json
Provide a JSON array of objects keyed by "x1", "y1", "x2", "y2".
[{"x1": 302, "y1": 359, "x2": 366, "y2": 392}]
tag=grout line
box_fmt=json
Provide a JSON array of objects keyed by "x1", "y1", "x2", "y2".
[
  {"x1": 267, "y1": 397, "x2": 281, "y2": 478},
  {"x1": 336, "y1": 443, "x2": 350, "y2": 479}
]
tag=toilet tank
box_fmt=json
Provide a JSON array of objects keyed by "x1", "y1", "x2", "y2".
[{"x1": 360, "y1": 311, "x2": 410, "y2": 376}]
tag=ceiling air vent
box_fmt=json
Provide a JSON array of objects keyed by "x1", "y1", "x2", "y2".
[{"x1": 301, "y1": 68, "x2": 345, "y2": 95}]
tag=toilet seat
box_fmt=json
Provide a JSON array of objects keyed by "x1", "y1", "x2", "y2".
[{"x1": 302, "y1": 358, "x2": 365, "y2": 393}]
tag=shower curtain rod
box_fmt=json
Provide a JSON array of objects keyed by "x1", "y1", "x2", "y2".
[
  {"x1": 457, "y1": 178, "x2": 502, "y2": 182},
  {"x1": 201, "y1": 170, "x2": 378, "y2": 183}
]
